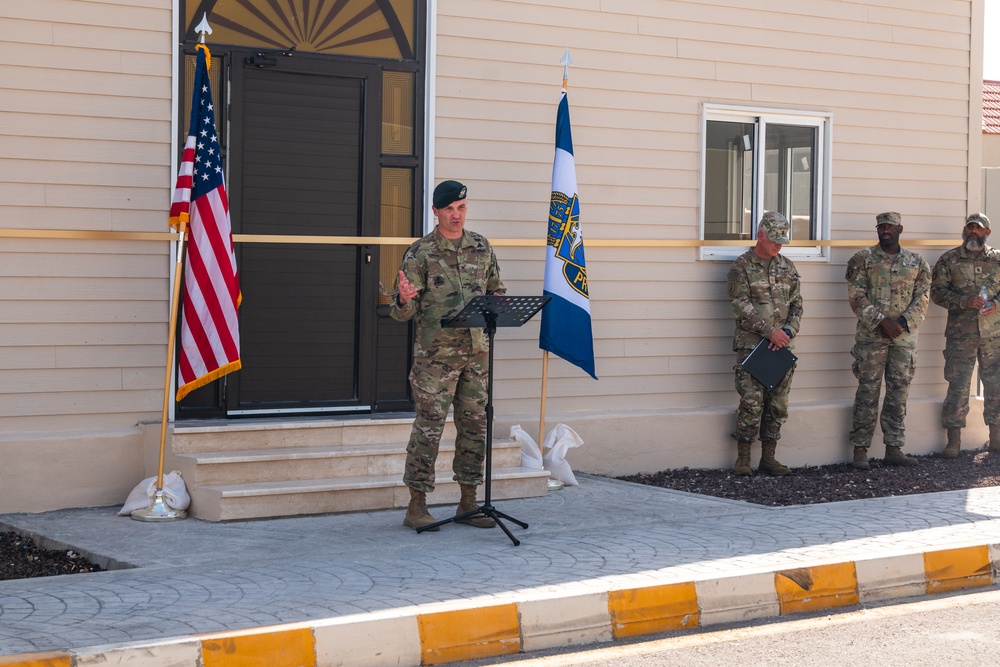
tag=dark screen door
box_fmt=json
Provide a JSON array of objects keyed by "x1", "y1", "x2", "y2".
[{"x1": 226, "y1": 57, "x2": 379, "y2": 414}]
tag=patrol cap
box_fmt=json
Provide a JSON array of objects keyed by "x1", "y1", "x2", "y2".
[
  {"x1": 432, "y1": 180, "x2": 468, "y2": 209},
  {"x1": 875, "y1": 211, "x2": 902, "y2": 226},
  {"x1": 966, "y1": 212, "x2": 991, "y2": 230},
  {"x1": 759, "y1": 211, "x2": 790, "y2": 244}
]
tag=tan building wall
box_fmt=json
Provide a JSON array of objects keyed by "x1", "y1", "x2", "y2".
[
  {"x1": 434, "y1": 0, "x2": 985, "y2": 473},
  {"x1": 0, "y1": 0, "x2": 987, "y2": 512},
  {"x1": 0, "y1": 0, "x2": 173, "y2": 511}
]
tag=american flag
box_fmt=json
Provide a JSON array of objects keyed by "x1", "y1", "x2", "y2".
[{"x1": 169, "y1": 44, "x2": 241, "y2": 401}]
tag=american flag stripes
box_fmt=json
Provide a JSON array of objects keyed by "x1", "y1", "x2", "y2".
[{"x1": 169, "y1": 45, "x2": 241, "y2": 401}]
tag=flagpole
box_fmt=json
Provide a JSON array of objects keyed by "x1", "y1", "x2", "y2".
[
  {"x1": 538, "y1": 49, "x2": 577, "y2": 491},
  {"x1": 132, "y1": 219, "x2": 189, "y2": 522},
  {"x1": 133, "y1": 16, "x2": 215, "y2": 522},
  {"x1": 538, "y1": 351, "x2": 549, "y2": 454}
]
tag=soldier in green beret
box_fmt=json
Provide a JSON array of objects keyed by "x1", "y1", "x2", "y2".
[
  {"x1": 846, "y1": 212, "x2": 931, "y2": 470},
  {"x1": 391, "y1": 180, "x2": 506, "y2": 531},
  {"x1": 930, "y1": 212, "x2": 1000, "y2": 457},
  {"x1": 726, "y1": 211, "x2": 803, "y2": 476}
]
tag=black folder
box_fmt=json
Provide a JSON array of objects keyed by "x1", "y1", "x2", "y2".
[{"x1": 740, "y1": 338, "x2": 797, "y2": 392}]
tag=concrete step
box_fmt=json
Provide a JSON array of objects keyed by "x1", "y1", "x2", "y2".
[
  {"x1": 166, "y1": 416, "x2": 549, "y2": 522},
  {"x1": 173, "y1": 439, "x2": 524, "y2": 486},
  {"x1": 171, "y1": 417, "x2": 428, "y2": 453},
  {"x1": 190, "y1": 468, "x2": 551, "y2": 522}
]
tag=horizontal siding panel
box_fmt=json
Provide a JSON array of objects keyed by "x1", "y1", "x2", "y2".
[
  {"x1": 835, "y1": 144, "x2": 968, "y2": 168},
  {"x1": 0, "y1": 136, "x2": 168, "y2": 166},
  {"x1": 0, "y1": 89, "x2": 169, "y2": 121},
  {"x1": 0, "y1": 323, "x2": 166, "y2": 346},
  {"x1": 0, "y1": 413, "x2": 158, "y2": 432},
  {"x1": 0, "y1": 18, "x2": 54, "y2": 43},
  {"x1": 0, "y1": 159, "x2": 168, "y2": 188},
  {"x1": 441, "y1": 2, "x2": 641, "y2": 36},
  {"x1": 51, "y1": 23, "x2": 170, "y2": 53},
  {"x1": 0, "y1": 368, "x2": 125, "y2": 393},
  {"x1": 0, "y1": 111, "x2": 170, "y2": 143},
  {"x1": 0, "y1": 253, "x2": 167, "y2": 278},
  {"x1": 0, "y1": 347, "x2": 56, "y2": 369},
  {"x1": 56, "y1": 344, "x2": 162, "y2": 368},
  {"x1": 679, "y1": 40, "x2": 966, "y2": 84},
  {"x1": 41, "y1": 184, "x2": 168, "y2": 211},
  {"x1": 718, "y1": 62, "x2": 969, "y2": 101},
  {"x1": 0, "y1": 277, "x2": 165, "y2": 300},
  {"x1": 619, "y1": 0, "x2": 873, "y2": 33},
  {"x1": 1, "y1": 63, "x2": 168, "y2": 99},
  {"x1": 836, "y1": 126, "x2": 968, "y2": 151},
  {"x1": 0, "y1": 41, "x2": 126, "y2": 73},
  {"x1": 3, "y1": 0, "x2": 167, "y2": 31},
  {"x1": 0, "y1": 390, "x2": 161, "y2": 418},
  {"x1": 1, "y1": 300, "x2": 165, "y2": 323}
]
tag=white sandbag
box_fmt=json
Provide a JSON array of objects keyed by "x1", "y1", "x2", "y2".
[
  {"x1": 117, "y1": 470, "x2": 191, "y2": 516},
  {"x1": 542, "y1": 423, "x2": 584, "y2": 486},
  {"x1": 511, "y1": 424, "x2": 543, "y2": 470}
]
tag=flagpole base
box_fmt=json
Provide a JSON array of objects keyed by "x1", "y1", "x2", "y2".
[{"x1": 131, "y1": 490, "x2": 187, "y2": 522}]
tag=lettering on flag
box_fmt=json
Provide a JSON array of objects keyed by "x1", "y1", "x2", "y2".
[
  {"x1": 547, "y1": 192, "x2": 588, "y2": 297},
  {"x1": 170, "y1": 44, "x2": 241, "y2": 401}
]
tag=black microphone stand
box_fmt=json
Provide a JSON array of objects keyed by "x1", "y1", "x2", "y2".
[{"x1": 416, "y1": 295, "x2": 550, "y2": 546}]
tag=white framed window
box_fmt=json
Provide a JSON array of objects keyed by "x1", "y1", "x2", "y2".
[{"x1": 699, "y1": 104, "x2": 831, "y2": 261}]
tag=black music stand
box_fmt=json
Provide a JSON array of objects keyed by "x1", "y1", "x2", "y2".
[{"x1": 415, "y1": 294, "x2": 550, "y2": 546}]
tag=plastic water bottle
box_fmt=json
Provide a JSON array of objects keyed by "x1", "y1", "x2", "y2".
[{"x1": 980, "y1": 286, "x2": 991, "y2": 314}]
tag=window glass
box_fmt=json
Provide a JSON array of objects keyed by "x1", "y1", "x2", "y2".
[
  {"x1": 702, "y1": 106, "x2": 828, "y2": 259},
  {"x1": 764, "y1": 124, "x2": 816, "y2": 242},
  {"x1": 704, "y1": 120, "x2": 754, "y2": 241}
]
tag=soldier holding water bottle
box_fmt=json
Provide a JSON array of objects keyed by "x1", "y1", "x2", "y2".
[{"x1": 930, "y1": 213, "x2": 1000, "y2": 456}]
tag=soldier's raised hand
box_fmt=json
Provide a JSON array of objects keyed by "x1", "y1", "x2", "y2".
[{"x1": 397, "y1": 270, "x2": 419, "y2": 305}]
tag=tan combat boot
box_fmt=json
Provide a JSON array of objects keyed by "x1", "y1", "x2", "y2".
[
  {"x1": 454, "y1": 484, "x2": 495, "y2": 528},
  {"x1": 403, "y1": 488, "x2": 439, "y2": 532},
  {"x1": 883, "y1": 445, "x2": 918, "y2": 466},
  {"x1": 758, "y1": 440, "x2": 791, "y2": 476},
  {"x1": 941, "y1": 428, "x2": 961, "y2": 458},
  {"x1": 990, "y1": 425, "x2": 1000, "y2": 453},
  {"x1": 734, "y1": 441, "x2": 752, "y2": 476},
  {"x1": 852, "y1": 446, "x2": 870, "y2": 470}
]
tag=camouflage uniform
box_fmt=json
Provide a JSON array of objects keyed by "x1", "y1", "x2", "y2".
[
  {"x1": 390, "y1": 226, "x2": 506, "y2": 493},
  {"x1": 846, "y1": 244, "x2": 931, "y2": 449},
  {"x1": 930, "y1": 244, "x2": 1000, "y2": 428},
  {"x1": 727, "y1": 250, "x2": 803, "y2": 443}
]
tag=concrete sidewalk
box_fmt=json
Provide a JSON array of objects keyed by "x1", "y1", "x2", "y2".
[{"x1": 1, "y1": 474, "x2": 999, "y2": 666}]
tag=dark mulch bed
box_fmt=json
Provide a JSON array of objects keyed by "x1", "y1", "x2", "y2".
[
  {"x1": 0, "y1": 532, "x2": 103, "y2": 581},
  {"x1": 617, "y1": 448, "x2": 1000, "y2": 506}
]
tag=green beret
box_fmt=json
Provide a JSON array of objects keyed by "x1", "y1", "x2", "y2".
[{"x1": 433, "y1": 180, "x2": 467, "y2": 209}]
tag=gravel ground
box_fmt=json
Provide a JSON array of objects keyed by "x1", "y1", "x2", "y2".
[
  {"x1": 0, "y1": 531, "x2": 104, "y2": 581},
  {"x1": 3, "y1": 448, "x2": 998, "y2": 581},
  {"x1": 617, "y1": 448, "x2": 1000, "y2": 506}
]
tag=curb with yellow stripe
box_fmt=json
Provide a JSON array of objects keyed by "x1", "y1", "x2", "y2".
[{"x1": 2, "y1": 543, "x2": 996, "y2": 667}]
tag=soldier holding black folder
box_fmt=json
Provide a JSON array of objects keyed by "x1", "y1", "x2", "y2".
[{"x1": 726, "y1": 212, "x2": 803, "y2": 476}]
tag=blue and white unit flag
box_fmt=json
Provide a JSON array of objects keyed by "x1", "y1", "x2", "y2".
[{"x1": 539, "y1": 90, "x2": 597, "y2": 380}]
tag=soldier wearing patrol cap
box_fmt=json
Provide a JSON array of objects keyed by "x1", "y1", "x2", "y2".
[
  {"x1": 726, "y1": 211, "x2": 803, "y2": 476},
  {"x1": 931, "y1": 212, "x2": 1000, "y2": 457},
  {"x1": 391, "y1": 180, "x2": 506, "y2": 532},
  {"x1": 846, "y1": 212, "x2": 931, "y2": 470}
]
